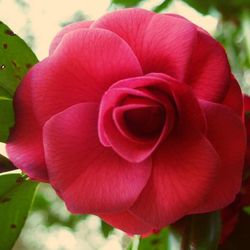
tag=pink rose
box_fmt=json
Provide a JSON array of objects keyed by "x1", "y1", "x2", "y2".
[{"x1": 7, "y1": 8, "x2": 246, "y2": 234}]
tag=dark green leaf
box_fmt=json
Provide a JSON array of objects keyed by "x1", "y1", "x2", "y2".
[
  {"x1": 169, "y1": 212, "x2": 221, "y2": 250},
  {"x1": 138, "y1": 228, "x2": 169, "y2": 250},
  {"x1": 0, "y1": 172, "x2": 38, "y2": 250},
  {"x1": 0, "y1": 96, "x2": 14, "y2": 142},
  {"x1": 0, "y1": 21, "x2": 38, "y2": 96},
  {"x1": 243, "y1": 206, "x2": 250, "y2": 215},
  {"x1": 153, "y1": 0, "x2": 173, "y2": 13},
  {"x1": 112, "y1": 0, "x2": 144, "y2": 7},
  {"x1": 0, "y1": 85, "x2": 11, "y2": 97},
  {"x1": 0, "y1": 21, "x2": 38, "y2": 142},
  {"x1": 0, "y1": 154, "x2": 16, "y2": 173},
  {"x1": 181, "y1": 0, "x2": 249, "y2": 20},
  {"x1": 219, "y1": 211, "x2": 250, "y2": 250},
  {"x1": 181, "y1": 0, "x2": 215, "y2": 15},
  {"x1": 101, "y1": 220, "x2": 114, "y2": 238}
]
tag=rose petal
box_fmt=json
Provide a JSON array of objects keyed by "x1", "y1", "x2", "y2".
[
  {"x1": 99, "y1": 211, "x2": 153, "y2": 235},
  {"x1": 98, "y1": 87, "x2": 158, "y2": 146},
  {"x1": 43, "y1": 102, "x2": 152, "y2": 213},
  {"x1": 93, "y1": 9, "x2": 197, "y2": 79},
  {"x1": 111, "y1": 73, "x2": 206, "y2": 133},
  {"x1": 222, "y1": 75, "x2": 243, "y2": 116},
  {"x1": 244, "y1": 95, "x2": 250, "y2": 112},
  {"x1": 32, "y1": 28, "x2": 142, "y2": 125},
  {"x1": 186, "y1": 27, "x2": 231, "y2": 101},
  {"x1": 7, "y1": 65, "x2": 48, "y2": 182},
  {"x1": 49, "y1": 21, "x2": 93, "y2": 55},
  {"x1": 131, "y1": 126, "x2": 219, "y2": 228},
  {"x1": 113, "y1": 103, "x2": 165, "y2": 142},
  {"x1": 92, "y1": 8, "x2": 154, "y2": 62},
  {"x1": 191, "y1": 101, "x2": 246, "y2": 213},
  {"x1": 244, "y1": 95, "x2": 250, "y2": 166},
  {"x1": 99, "y1": 85, "x2": 174, "y2": 163}
]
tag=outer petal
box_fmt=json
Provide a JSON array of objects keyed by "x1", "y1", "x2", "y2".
[
  {"x1": 186, "y1": 26, "x2": 231, "y2": 102},
  {"x1": 43, "y1": 103, "x2": 152, "y2": 213},
  {"x1": 92, "y1": 8, "x2": 154, "y2": 64},
  {"x1": 49, "y1": 21, "x2": 93, "y2": 55},
  {"x1": 32, "y1": 28, "x2": 142, "y2": 125},
  {"x1": 6, "y1": 65, "x2": 48, "y2": 182},
  {"x1": 100, "y1": 211, "x2": 153, "y2": 235},
  {"x1": 130, "y1": 127, "x2": 219, "y2": 228},
  {"x1": 192, "y1": 101, "x2": 246, "y2": 213},
  {"x1": 222, "y1": 75, "x2": 243, "y2": 116},
  {"x1": 244, "y1": 95, "x2": 250, "y2": 167},
  {"x1": 92, "y1": 9, "x2": 197, "y2": 80},
  {"x1": 244, "y1": 95, "x2": 250, "y2": 112},
  {"x1": 166, "y1": 14, "x2": 232, "y2": 101}
]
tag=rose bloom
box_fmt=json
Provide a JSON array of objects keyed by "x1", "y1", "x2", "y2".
[{"x1": 7, "y1": 8, "x2": 246, "y2": 234}]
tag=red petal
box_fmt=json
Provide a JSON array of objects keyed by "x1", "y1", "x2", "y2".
[
  {"x1": 111, "y1": 73, "x2": 206, "y2": 133},
  {"x1": 244, "y1": 95, "x2": 250, "y2": 112},
  {"x1": 49, "y1": 21, "x2": 93, "y2": 55},
  {"x1": 222, "y1": 75, "x2": 243, "y2": 116},
  {"x1": 6, "y1": 66, "x2": 48, "y2": 181},
  {"x1": 192, "y1": 101, "x2": 246, "y2": 213},
  {"x1": 32, "y1": 28, "x2": 142, "y2": 125},
  {"x1": 186, "y1": 27, "x2": 231, "y2": 101},
  {"x1": 98, "y1": 86, "x2": 173, "y2": 163},
  {"x1": 113, "y1": 103, "x2": 165, "y2": 142},
  {"x1": 99, "y1": 211, "x2": 153, "y2": 235},
  {"x1": 244, "y1": 95, "x2": 250, "y2": 167},
  {"x1": 130, "y1": 127, "x2": 218, "y2": 228},
  {"x1": 93, "y1": 9, "x2": 197, "y2": 79},
  {"x1": 43, "y1": 103, "x2": 152, "y2": 213}
]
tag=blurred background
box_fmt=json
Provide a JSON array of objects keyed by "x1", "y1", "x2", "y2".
[{"x1": 0, "y1": 0, "x2": 249, "y2": 249}]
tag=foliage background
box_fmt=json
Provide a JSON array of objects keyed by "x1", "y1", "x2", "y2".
[{"x1": 0, "y1": 0, "x2": 249, "y2": 249}]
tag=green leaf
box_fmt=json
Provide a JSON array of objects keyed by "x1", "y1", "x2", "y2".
[
  {"x1": 153, "y1": 0, "x2": 173, "y2": 13},
  {"x1": 138, "y1": 228, "x2": 169, "y2": 250},
  {"x1": 101, "y1": 220, "x2": 114, "y2": 238},
  {"x1": 243, "y1": 206, "x2": 250, "y2": 215},
  {"x1": 112, "y1": 0, "x2": 144, "y2": 7},
  {"x1": 181, "y1": 0, "x2": 215, "y2": 15},
  {"x1": 0, "y1": 96, "x2": 14, "y2": 142},
  {"x1": 0, "y1": 172, "x2": 38, "y2": 250},
  {"x1": 0, "y1": 154, "x2": 16, "y2": 173},
  {"x1": 0, "y1": 21, "x2": 38, "y2": 142},
  {"x1": 169, "y1": 212, "x2": 221, "y2": 250},
  {"x1": 0, "y1": 21, "x2": 38, "y2": 96}
]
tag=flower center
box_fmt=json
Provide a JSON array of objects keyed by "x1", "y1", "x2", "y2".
[{"x1": 124, "y1": 105, "x2": 166, "y2": 140}]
